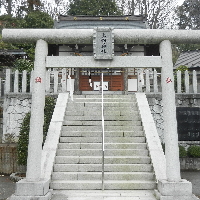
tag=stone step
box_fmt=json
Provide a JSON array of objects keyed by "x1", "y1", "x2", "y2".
[
  {"x1": 50, "y1": 190, "x2": 157, "y2": 200},
  {"x1": 51, "y1": 94, "x2": 156, "y2": 192},
  {"x1": 61, "y1": 131, "x2": 145, "y2": 137},
  {"x1": 58, "y1": 143, "x2": 147, "y2": 149},
  {"x1": 63, "y1": 120, "x2": 142, "y2": 126},
  {"x1": 62, "y1": 126, "x2": 143, "y2": 132},
  {"x1": 53, "y1": 164, "x2": 153, "y2": 172},
  {"x1": 67, "y1": 102, "x2": 137, "y2": 107},
  {"x1": 72, "y1": 94, "x2": 136, "y2": 99},
  {"x1": 51, "y1": 171, "x2": 155, "y2": 181},
  {"x1": 56, "y1": 149, "x2": 149, "y2": 157},
  {"x1": 59, "y1": 136, "x2": 146, "y2": 143},
  {"x1": 50, "y1": 180, "x2": 157, "y2": 190},
  {"x1": 66, "y1": 105, "x2": 138, "y2": 111},
  {"x1": 64, "y1": 115, "x2": 140, "y2": 121},
  {"x1": 55, "y1": 156, "x2": 151, "y2": 164},
  {"x1": 65, "y1": 110, "x2": 140, "y2": 116},
  {"x1": 70, "y1": 98, "x2": 137, "y2": 102}
]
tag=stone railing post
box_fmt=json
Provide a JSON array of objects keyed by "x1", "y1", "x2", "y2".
[
  {"x1": 14, "y1": 70, "x2": 19, "y2": 93},
  {"x1": 22, "y1": 70, "x2": 27, "y2": 93},
  {"x1": 185, "y1": 70, "x2": 189, "y2": 93},
  {"x1": 177, "y1": 70, "x2": 181, "y2": 93},
  {"x1": 153, "y1": 69, "x2": 158, "y2": 93},
  {"x1": 145, "y1": 69, "x2": 150, "y2": 93},
  {"x1": 5, "y1": 69, "x2": 11, "y2": 94},
  {"x1": 193, "y1": 70, "x2": 197, "y2": 94}
]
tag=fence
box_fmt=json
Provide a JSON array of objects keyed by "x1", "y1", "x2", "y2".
[
  {"x1": 0, "y1": 144, "x2": 26, "y2": 174},
  {"x1": 3, "y1": 68, "x2": 200, "y2": 95},
  {"x1": 4, "y1": 68, "x2": 75, "y2": 95}
]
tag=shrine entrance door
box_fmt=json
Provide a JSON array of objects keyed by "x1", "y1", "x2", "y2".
[{"x1": 79, "y1": 68, "x2": 124, "y2": 91}]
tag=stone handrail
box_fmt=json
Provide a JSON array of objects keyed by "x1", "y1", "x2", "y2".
[
  {"x1": 135, "y1": 93, "x2": 167, "y2": 181},
  {"x1": 41, "y1": 93, "x2": 69, "y2": 180}
]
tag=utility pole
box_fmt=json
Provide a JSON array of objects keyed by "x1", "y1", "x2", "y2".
[
  {"x1": 131, "y1": 0, "x2": 135, "y2": 15},
  {"x1": 8, "y1": 0, "x2": 12, "y2": 15}
]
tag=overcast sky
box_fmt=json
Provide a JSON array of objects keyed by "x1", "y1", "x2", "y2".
[{"x1": 178, "y1": 0, "x2": 184, "y2": 5}]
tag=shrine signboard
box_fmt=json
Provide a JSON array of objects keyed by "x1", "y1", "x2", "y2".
[
  {"x1": 93, "y1": 27, "x2": 114, "y2": 60},
  {"x1": 177, "y1": 107, "x2": 200, "y2": 141}
]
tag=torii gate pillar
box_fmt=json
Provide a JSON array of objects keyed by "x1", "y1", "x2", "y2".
[
  {"x1": 9, "y1": 39, "x2": 52, "y2": 200},
  {"x1": 156, "y1": 40, "x2": 193, "y2": 200}
]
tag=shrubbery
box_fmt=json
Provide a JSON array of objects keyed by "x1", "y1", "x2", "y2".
[
  {"x1": 162, "y1": 144, "x2": 200, "y2": 158},
  {"x1": 17, "y1": 96, "x2": 55, "y2": 165},
  {"x1": 187, "y1": 146, "x2": 200, "y2": 158},
  {"x1": 179, "y1": 145, "x2": 187, "y2": 157}
]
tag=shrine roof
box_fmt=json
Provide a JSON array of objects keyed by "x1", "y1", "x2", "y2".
[
  {"x1": 174, "y1": 50, "x2": 200, "y2": 69},
  {"x1": 54, "y1": 15, "x2": 148, "y2": 29}
]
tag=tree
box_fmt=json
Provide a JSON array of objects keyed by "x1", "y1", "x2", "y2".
[
  {"x1": 0, "y1": 11, "x2": 54, "y2": 63},
  {"x1": 0, "y1": 14, "x2": 25, "y2": 33},
  {"x1": 0, "y1": 0, "x2": 69, "y2": 19},
  {"x1": 175, "y1": 0, "x2": 200, "y2": 52},
  {"x1": 176, "y1": 0, "x2": 200, "y2": 30},
  {"x1": 118, "y1": 0, "x2": 178, "y2": 29},
  {"x1": 68, "y1": 0, "x2": 122, "y2": 16},
  {"x1": 22, "y1": 10, "x2": 54, "y2": 28}
]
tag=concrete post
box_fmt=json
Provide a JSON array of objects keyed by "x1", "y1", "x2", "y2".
[
  {"x1": 74, "y1": 68, "x2": 81, "y2": 95},
  {"x1": 160, "y1": 40, "x2": 181, "y2": 182},
  {"x1": 123, "y1": 68, "x2": 128, "y2": 94},
  {"x1": 22, "y1": 70, "x2": 27, "y2": 93},
  {"x1": 26, "y1": 39, "x2": 48, "y2": 182},
  {"x1": 5, "y1": 69, "x2": 11, "y2": 94},
  {"x1": 145, "y1": 69, "x2": 150, "y2": 93},
  {"x1": 185, "y1": 70, "x2": 189, "y2": 93},
  {"x1": 153, "y1": 69, "x2": 158, "y2": 93},
  {"x1": 193, "y1": 70, "x2": 197, "y2": 94},
  {"x1": 14, "y1": 70, "x2": 19, "y2": 93},
  {"x1": 177, "y1": 70, "x2": 181, "y2": 93},
  {"x1": 62, "y1": 68, "x2": 67, "y2": 92},
  {"x1": 137, "y1": 69, "x2": 143, "y2": 92}
]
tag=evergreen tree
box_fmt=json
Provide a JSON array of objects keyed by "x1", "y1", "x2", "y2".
[
  {"x1": 175, "y1": 0, "x2": 200, "y2": 51},
  {"x1": 176, "y1": 0, "x2": 200, "y2": 30},
  {"x1": 68, "y1": 0, "x2": 122, "y2": 16}
]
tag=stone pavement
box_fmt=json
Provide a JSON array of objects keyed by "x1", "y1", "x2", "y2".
[
  {"x1": 1, "y1": 171, "x2": 200, "y2": 200},
  {"x1": 181, "y1": 171, "x2": 200, "y2": 198},
  {"x1": 0, "y1": 175, "x2": 15, "y2": 200}
]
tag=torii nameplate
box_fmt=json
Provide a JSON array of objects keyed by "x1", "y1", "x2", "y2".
[{"x1": 93, "y1": 27, "x2": 114, "y2": 60}]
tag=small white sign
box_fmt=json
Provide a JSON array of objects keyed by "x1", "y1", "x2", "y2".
[{"x1": 94, "y1": 81, "x2": 109, "y2": 91}]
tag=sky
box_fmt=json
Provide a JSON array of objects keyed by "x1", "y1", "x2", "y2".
[
  {"x1": 177, "y1": 0, "x2": 185, "y2": 5},
  {"x1": 0, "y1": 0, "x2": 185, "y2": 17}
]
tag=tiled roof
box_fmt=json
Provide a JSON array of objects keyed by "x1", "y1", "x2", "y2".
[
  {"x1": 54, "y1": 15, "x2": 148, "y2": 29},
  {"x1": 174, "y1": 50, "x2": 200, "y2": 69}
]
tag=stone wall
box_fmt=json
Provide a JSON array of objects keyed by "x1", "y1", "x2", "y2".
[
  {"x1": 2, "y1": 93, "x2": 200, "y2": 143},
  {"x1": 146, "y1": 93, "x2": 200, "y2": 144},
  {"x1": 3, "y1": 94, "x2": 32, "y2": 140},
  {"x1": 180, "y1": 158, "x2": 200, "y2": 170}
]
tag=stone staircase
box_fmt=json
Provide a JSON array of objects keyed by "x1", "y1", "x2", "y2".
[{"x1": 50, "y1": 94, "x2": 157, "y2": 192}]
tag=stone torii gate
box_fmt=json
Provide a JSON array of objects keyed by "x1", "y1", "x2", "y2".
[{"x1": 3, "y1": 29, "x2": 199, "y2": 200}]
